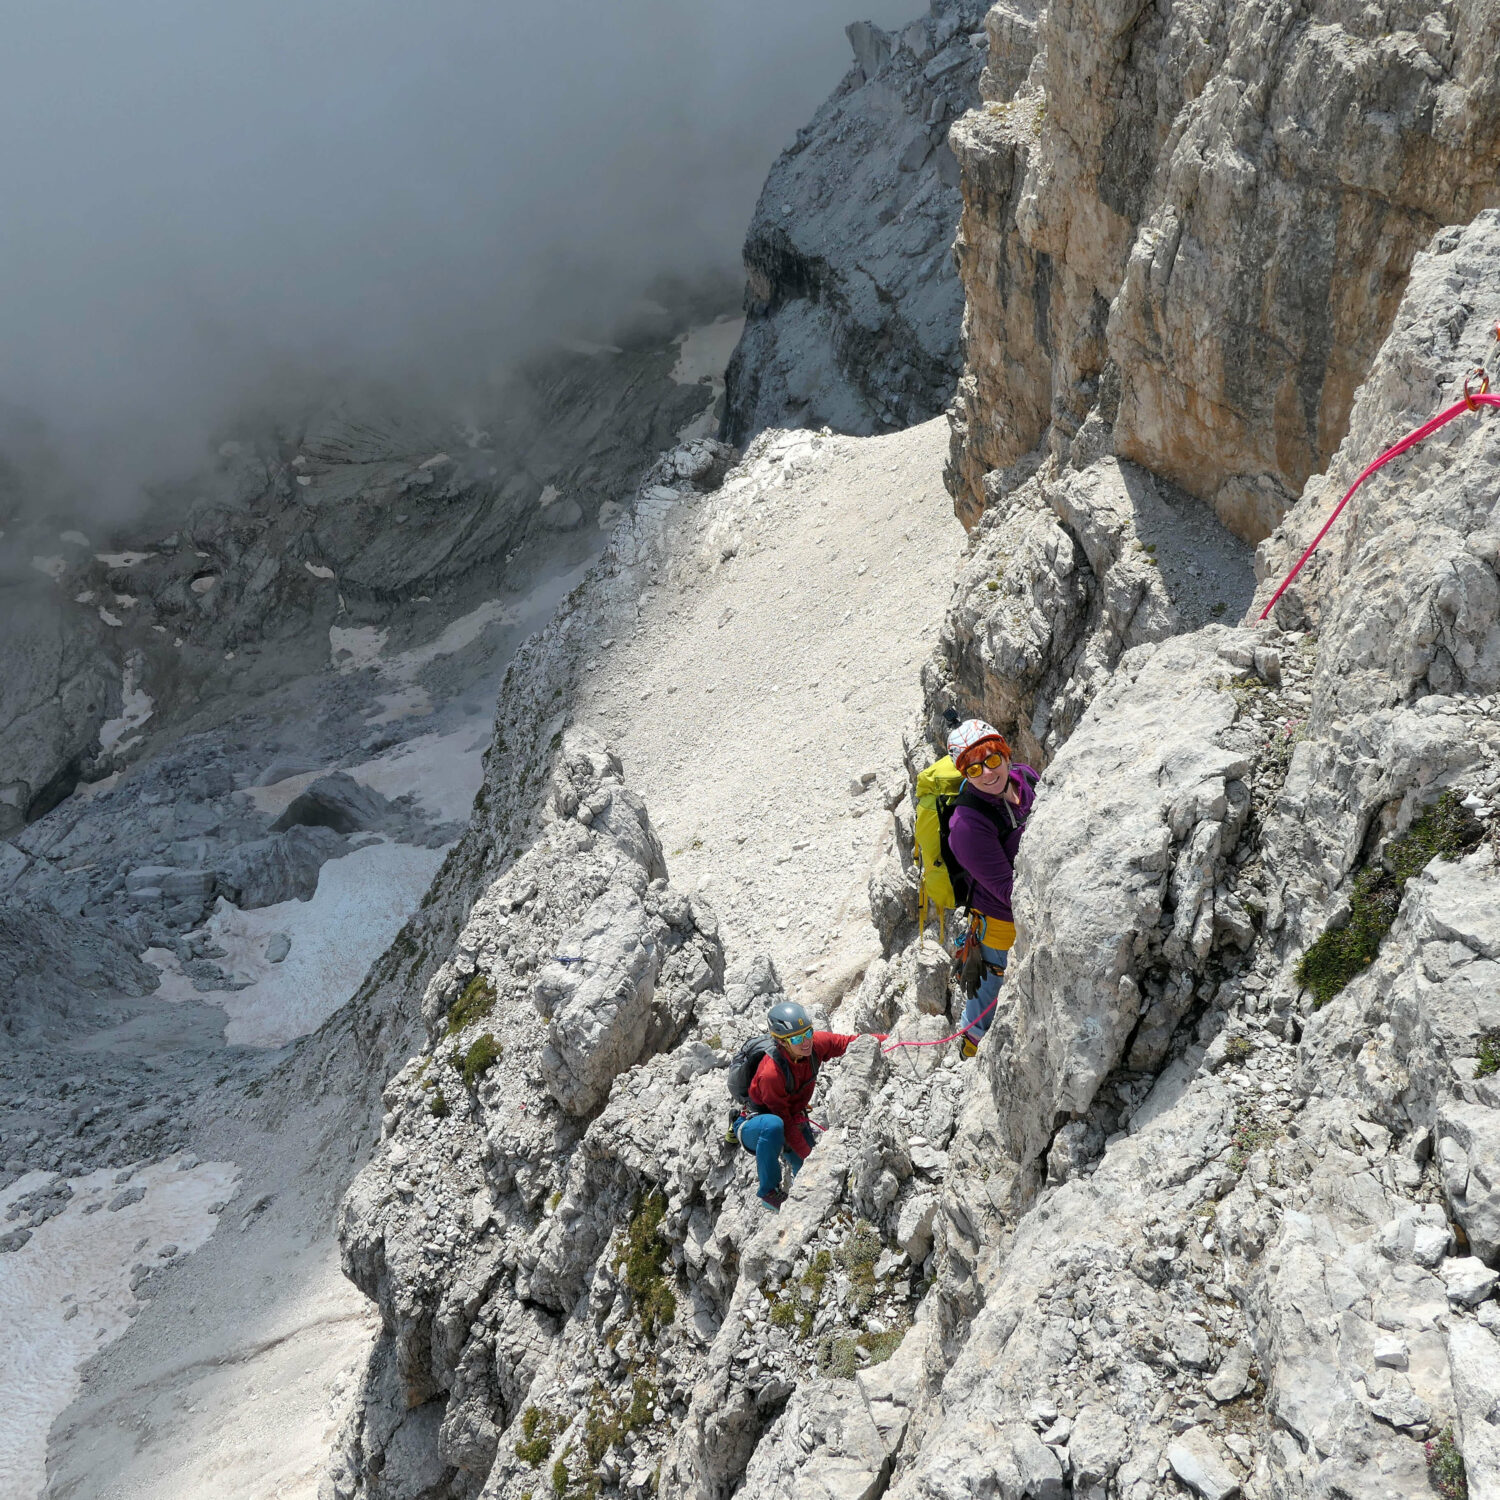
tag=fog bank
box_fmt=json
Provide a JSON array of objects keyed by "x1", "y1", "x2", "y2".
[{"x1": 1, "y1": 0, "x2": 918, "y2": 518}]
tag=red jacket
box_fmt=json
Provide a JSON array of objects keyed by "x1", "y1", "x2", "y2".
[{"x1": 748, "y1": 1032, "x2": 854, "y2": 1157}]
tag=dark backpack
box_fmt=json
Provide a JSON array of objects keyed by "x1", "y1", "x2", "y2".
[
  {"x1": 726, "y1": 1034, "x2": 815, "y2": 1108},
  {"x1": 937, "y1": 772, "x2": 1032, "y2": 908}
]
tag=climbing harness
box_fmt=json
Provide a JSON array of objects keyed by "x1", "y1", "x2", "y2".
[{"x1": 1260, "y1": 336, "x2": 1500, "y2": 621}]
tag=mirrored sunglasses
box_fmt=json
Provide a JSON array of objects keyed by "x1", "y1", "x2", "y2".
[{"x1": 961, "y1": 751, "x2": 1008, "y2": 780}]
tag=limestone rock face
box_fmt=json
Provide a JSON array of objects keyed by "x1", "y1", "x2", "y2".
[
  {"x1": 889, "y1": 203, "x2": 1500, "y2": 1500},
  {"x1": 721, "y1": 0, "x2": 989, "y2": 446},
  {"x1": 986, "y1": 631, "x2": 1252, "y2": 1187},
  {"x1": 325, "y1": 67, "x2": 1500, "y2": 1500},
  {"x1": 0, "y1": 588, "x2": 117, "y2": 834},
  {"x1": 0, "y1": 904, "x2": 159, "y2": 1038},
  {"x1": 920, "y1": 451, "x2": 1255, "y2": 763},
  {"x1": 948, "y1": 0, "x2": 1500, "y2": 541}
]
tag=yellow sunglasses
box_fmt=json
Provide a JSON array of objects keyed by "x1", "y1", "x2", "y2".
[{"x1": 961, "y1": 752, "x2": 1009, "y2": 780}]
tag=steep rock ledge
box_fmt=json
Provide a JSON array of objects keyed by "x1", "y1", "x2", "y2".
[{"x1": 947, "y1": 0, "x2": 1500, "y2": 540}]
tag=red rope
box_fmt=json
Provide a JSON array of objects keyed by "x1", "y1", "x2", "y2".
[
  {"x1": 1258, "y1": 390, "x2": 1500, "y2": 621},
  {"x1": 881, "y1": 992, "x2": 1000, "y2": 1053}
]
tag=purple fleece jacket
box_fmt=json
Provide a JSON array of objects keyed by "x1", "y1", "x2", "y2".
[{"x1": 947, "y1": 765, "x2": 1038, "y2": 922}]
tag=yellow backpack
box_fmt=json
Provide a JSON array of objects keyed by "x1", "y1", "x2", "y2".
[{"x1": 914, "y1": 756, "x2": 967, "y2": 936}]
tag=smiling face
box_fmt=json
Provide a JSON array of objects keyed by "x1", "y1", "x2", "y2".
[
  {"x1": 963, "y1": 748, "x2": 1011, "y2": 796},
  {"x1": 778, "y1": 1029, "x2": 815, "y2": 1061},
  {"x1": 970, "y1": 752, "x2": 1011, "y2": 794}
]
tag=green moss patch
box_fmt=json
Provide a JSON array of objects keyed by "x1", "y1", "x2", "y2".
[
  {"x1": 446, "y1": 973, "x2": 497, "y2": 1037},
  {"x1": 514, "y1": 1406, "x2": 560, "y2": 1468},
  {"x1": 620, "y1": 1190, "x2": 677, "y2": 1338},
  {"x1": 1426, "y1": 1424, "x2": 1468, "y2": 1500},
  {"x1": 1297, "y1": 792, "x2": 1483, "y2": 1008},
  {"x1": 459, "y1": 1032, "x2": 502, "y2": 1087}
]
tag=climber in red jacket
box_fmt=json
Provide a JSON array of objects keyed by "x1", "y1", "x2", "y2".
[{"x1": 735, "y1": 1000, "x2": 868, "y2": 1210}]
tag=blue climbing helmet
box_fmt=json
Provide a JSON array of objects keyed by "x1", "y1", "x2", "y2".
[{"x1": 768, "y1": 1000, "x2": 813, "y2": 1041}]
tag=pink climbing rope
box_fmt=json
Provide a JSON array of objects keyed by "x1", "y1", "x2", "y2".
[
  {"x1": 881, "y1": 992, "x2": 1000, "y2": 1053},
  {"x1": 1259, "y1": 376, "x2": 1500, "y2": 622}
]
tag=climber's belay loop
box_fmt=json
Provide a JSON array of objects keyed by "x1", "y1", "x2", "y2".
[{"x1": 1259, "y1": 352, "x2": 1500, "y2": 621}]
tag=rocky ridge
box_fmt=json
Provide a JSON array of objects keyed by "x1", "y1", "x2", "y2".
[
  {"x1": 327, "y1": 73, "x2": 1500, "y2": 1500},
  {"x1": 721, "y1": 0, "x2": 987, "y2": 447}
]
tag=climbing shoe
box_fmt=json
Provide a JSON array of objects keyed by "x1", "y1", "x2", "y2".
[
  {"x1": 757, "y1": 1189, "x2": 787, "y2": 1212},
  {"x1": 959, "y1": 1037, "x2": 979, "y2": 1060}
]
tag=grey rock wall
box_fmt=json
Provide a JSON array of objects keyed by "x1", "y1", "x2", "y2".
[
  {"x1": 947, "y1": 0, "x2": 1500, "y2": 542},
  {"x1": 721, "y1": 1, "x2": 989, "y2": 446}
]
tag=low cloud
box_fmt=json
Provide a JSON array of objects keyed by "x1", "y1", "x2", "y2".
[{"x1": 0, "y1": 0, "x2": 918, "y2": 521}]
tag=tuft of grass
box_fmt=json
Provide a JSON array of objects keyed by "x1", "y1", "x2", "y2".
[
  {"x1": 551, "y1": 1454, "x2": 570, "y2": 1497},
  {"x1": 768, "y1": 1298, "x2": 797, "y2": 1330},
  {"x1": 1210, "y1": 602, "x2": 1227, "y2": 618},
  {"x1": 792, "y1": 1249, "x2": 834, "y2": 1337},
  {"x1": 460, "y1": 1032, "x2": 502, "y2": 1087},
  {"x1": 818, "y1": 1333, "x2": 860, "y2": 1380},
  {"x1": 446, "y1": 973, "x2": 496, "y2": 1037},
  {"x1": 859, "y1": 1319, "x2": 910, "y2": 1366},
  {"x1": 1229, "y1": 1104, "x2": 1278, "y2": 1174},
  {"x1": 1223, "y1": 1035, "x2": 1255, "y2": 1065},
  {"x1": 515, "y1": 1406, "x2": 560, "y2": 1468},
  {"x1": 583, "y1": 1378, "x2": 657, "y2": 1467},
  {"x1": 1426, "y1": 1425, "x2": 1468, "y2": 1500},
  {"x1": 1476, "y1": 1027, "x2": 1500, "y2": 1079},
  {"x1": 619, "y1": 1190, "x2": 677, "y2": 1338},
  {"x1": 428, "y1": 1089, "x2": 449, "y2": 1118},
  {"x1": 1297, "y1": 792, "x2": 1483, "y2": 1008},
  {"x1": 837, "y1": 1224, "x2": 882, "y2": 1314}
]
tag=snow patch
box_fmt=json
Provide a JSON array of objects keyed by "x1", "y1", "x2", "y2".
[
  {"x1": 0, "y1": 1155, "x2": 237, "y2": 1500},
  {"x1": 99, "y1": 657, "x2": 154, "y2": 755},
  {"x1": 329, "y1": 625, "x2": 388, "y2": 674},
  {"x1": 672, "y1": 315, "x2": 745, "y2": 387},
  {"x1": 382, "y1": 599, "x2": 521, "y2": 680},
  {"x1": 147, "y1": 842, "x2": 446, "y2": 1047},
  {"x1": 367, "y1": 684, "x2": 434, "y2": 725},
  {"x1": 350, "y1": 725, "x2": 490, "y2": 823},
  {"x1": 30, "y1": 556, "x2": 66, "y2": 581}
]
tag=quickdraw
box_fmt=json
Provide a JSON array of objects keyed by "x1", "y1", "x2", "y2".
[{"x1": 1260, "y1": 326, "x2": 1500, "y2": 622}]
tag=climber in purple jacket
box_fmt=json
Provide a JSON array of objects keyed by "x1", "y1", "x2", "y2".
[{"x1": 946, "y1": 718, "x2": 1038, "y2": 1056}]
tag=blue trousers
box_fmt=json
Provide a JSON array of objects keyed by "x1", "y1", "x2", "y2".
[
  {"x1": 962, "y1": 941, "x2": 1008, "y2": 1041},
  {"x1": 737, "y1": 1113, "x2": 816, "y2": 1198}
]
